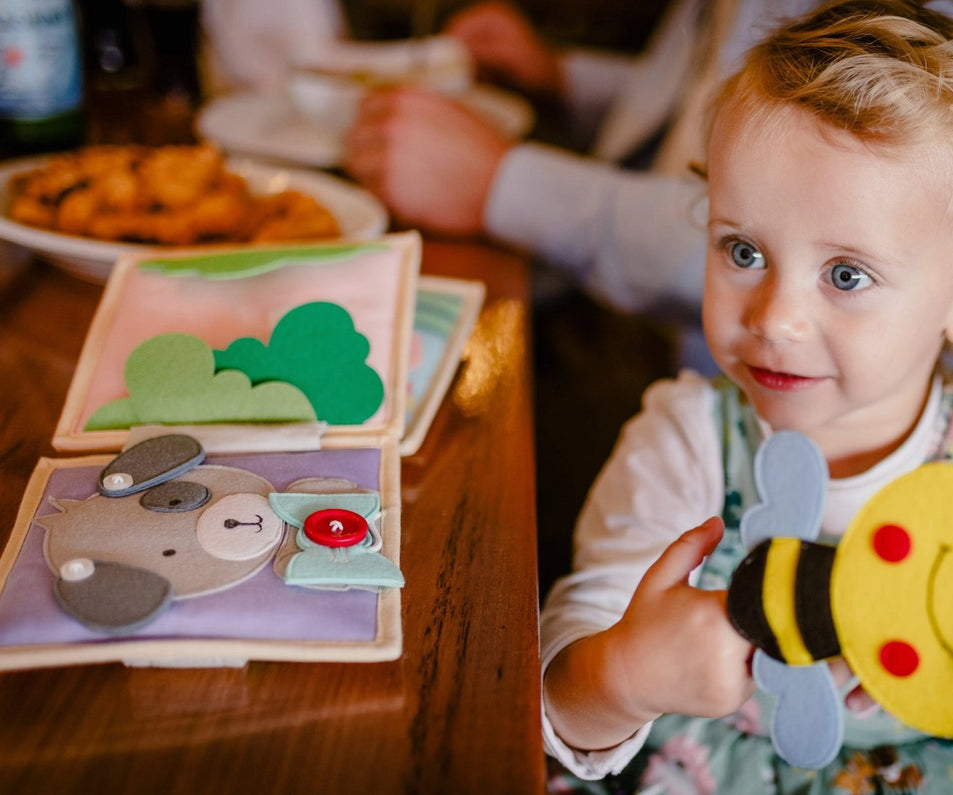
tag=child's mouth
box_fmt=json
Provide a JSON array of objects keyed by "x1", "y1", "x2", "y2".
[{"x1": 748, "y1": 366, "x2": 822, "y2": 392}]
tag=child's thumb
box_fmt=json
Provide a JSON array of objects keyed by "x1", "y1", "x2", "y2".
[{"x1": 645, "y1": 517, "x2": 725, "y2": 589}]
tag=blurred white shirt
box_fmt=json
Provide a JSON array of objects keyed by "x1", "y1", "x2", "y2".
[{"x1": 200, "y1": 0, "x2": 348, "y2": 93}]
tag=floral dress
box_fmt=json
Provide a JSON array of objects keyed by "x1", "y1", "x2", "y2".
[{"x1": 547, "y1": 376, "x2": 953, "y2": 795}]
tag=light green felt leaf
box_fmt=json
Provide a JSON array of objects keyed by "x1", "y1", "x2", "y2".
[
  {"x1": 83, "y1": 396, "x2": 140, "y2": 430},
  {"x1": 138, "y1": 244, "x2": 384, "y2": 280},
  {"x1": 84, "y1": 333, "x2": 316, "y2": 430},
  {"x1": 214, "y1": 302, "x2": 384, "y2": 425}
]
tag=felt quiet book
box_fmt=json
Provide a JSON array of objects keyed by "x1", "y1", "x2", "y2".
[{"x1": 0, "y1": 232, "x2": 482, "y2": 670}]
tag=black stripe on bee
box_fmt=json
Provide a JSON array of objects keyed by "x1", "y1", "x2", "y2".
[
  {"x1": 728, "y1": 539, "x2": 841, "y2": 663},
  {"x1": 795, "y1": 542, "x2": 840, "y2": 661},
  {"x1": 729, "y1": 541, "x2": 783, "y2": 659}
]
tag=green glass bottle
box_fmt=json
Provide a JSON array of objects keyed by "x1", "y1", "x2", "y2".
[{"x1": 0, "y1": 0, "x2": 85, "y2": 155}]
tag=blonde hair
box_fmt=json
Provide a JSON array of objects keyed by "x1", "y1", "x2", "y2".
[{"x1": 714, "y1": 0, "x2": 953, "y2": 148}]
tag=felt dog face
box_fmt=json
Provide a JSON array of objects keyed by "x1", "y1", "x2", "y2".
[
  {"x1": 40, "y1": 464, "x2": 284, "y2": 599},
  {"x1": 35, "y1": 435, "x2": 286, "y2": 634}
]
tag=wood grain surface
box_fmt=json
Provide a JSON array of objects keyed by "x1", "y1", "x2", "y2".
[{"x1": 0, "y1": 238, "x2": 542, "y2": 794}]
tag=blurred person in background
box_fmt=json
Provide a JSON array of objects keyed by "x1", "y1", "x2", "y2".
[
  {"x1": 343, "y1": 0, "x2": 824, "y2": 593},
  {"x1": 344, "y1": 0, "x2": 822, "y2": 350},
  {"x1": 200, "y1": 0, "x2": 348, "y2": 92}
]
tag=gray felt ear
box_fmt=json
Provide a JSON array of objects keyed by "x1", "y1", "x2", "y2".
[
  {"x1": 54, "y1": 559, "x2": 173, "y2": 634},
  {"x1": 98, "y1": 434, "x2": 205, "y2": 497}
]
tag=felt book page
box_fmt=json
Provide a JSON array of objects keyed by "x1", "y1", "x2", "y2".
[
  {"x1": 53, "y1": 232, "x2": 421, "y2": 454},
  {"x1": 0, "y1": 442, "x2": 402, "y2": 669},
  {"x1": 401, "y1": 276, "x2": 484, "y2": 456}
]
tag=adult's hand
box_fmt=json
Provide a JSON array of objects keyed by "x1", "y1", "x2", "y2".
[
  {"x1": 444, "y1": 1, "x2": 564, "y2": 99},
  {"x1": 343, "y1": 87, "x2": 511, "y2": 237}
]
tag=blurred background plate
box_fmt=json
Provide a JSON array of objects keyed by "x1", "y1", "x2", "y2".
[
  {"x1": 291, "y1": 35, "x2": 474, "y2": 94},
  {"x1": 196, "y1": 83, "x2": 535, "y2": 169},
  {"x1": 0, "y1": 155, "x2": 389, "y2": 283}
]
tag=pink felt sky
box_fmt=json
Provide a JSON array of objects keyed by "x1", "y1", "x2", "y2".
[{"x1": 75, "y1": 247, "x2": 411, "y2": 434}]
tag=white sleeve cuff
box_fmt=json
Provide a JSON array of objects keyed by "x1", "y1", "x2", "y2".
[{"x1": 540, "y1": 627, "x2": 654, "y2": 780}]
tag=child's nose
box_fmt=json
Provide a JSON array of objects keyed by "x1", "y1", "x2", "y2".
[{"x1": 744, "y1": 280, "x2": 811, "y2": 343}]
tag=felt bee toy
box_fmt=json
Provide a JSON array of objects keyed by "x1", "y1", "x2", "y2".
[{"x1": 727, "y1": 431, "x2": 953, "y2": 768}]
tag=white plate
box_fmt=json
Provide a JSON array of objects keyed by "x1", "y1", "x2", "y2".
[
  {"x1": 294, "y1": 35, "x2": 474, "y2": 95},
  {"x1": 0, "y1": 155, "x2": 389, "y2": 282},
  {"x1": 196, "y1": 83, "x2": 535, "y2": 169}
]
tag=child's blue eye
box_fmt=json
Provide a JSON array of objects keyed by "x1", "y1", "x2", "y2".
[
  {"x1": 728, "y1": 240, "x2": 764, "y2": 269},
  {"x1": 830, "y1": 263, "x2": 872, "y2": 291}
]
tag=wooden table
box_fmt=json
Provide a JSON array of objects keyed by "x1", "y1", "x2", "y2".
[{"x1": 0, "y1": 238, "x2": 542, "y2": 793}]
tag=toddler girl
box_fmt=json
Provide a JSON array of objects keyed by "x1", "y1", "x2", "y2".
[{"x1": 541, "y1": 1, "x2": 953, "y2": 792}]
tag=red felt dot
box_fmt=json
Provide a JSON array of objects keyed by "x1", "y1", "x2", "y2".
[
  {"x1": 879, "y1": 640, "x2": 919, "y2": 677},
  {"x1": 872, "y1": 524, "x2": 911, "y2": 562}
]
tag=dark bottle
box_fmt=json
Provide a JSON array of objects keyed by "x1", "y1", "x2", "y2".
[
  {"x1": 79, "y1": 0, "x2": 153, "y2": 144},
  {"x1": 137, "y1": 0, "x2": 200, "y2": 145},
  {"x1": 0, "y1": 0, "x2": 85, "y2": 155},
  {"x1": 82, "y1": 0, "x2": 150, "y2": 94}
]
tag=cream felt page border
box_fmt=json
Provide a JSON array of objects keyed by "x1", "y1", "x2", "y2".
[
  {"x1": 52, "y1": 232, "x2": 421, "y2": 454},
  {"x1": 0, "y1": 441, "x2": 402, "y2": 670}
]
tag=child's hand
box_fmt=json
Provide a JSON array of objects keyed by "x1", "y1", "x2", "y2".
[
  {"x1": 608, "y1": 517, "x2": 757, "y2": 720},
  {"x1": 545, "y1": 518, "x2": 755, "y2": 752},
  {"x1": 829, "y1": 657, "x2": 879, "y2": 717}
]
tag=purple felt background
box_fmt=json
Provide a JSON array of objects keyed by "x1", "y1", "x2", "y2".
[{"x1": 0, "y1": 448, "x2": 384, "y2": 647}]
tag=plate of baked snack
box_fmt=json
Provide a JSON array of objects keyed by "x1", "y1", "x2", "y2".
[{"x1": 0, "y1": 143, "x2": 388, "y2": 282}]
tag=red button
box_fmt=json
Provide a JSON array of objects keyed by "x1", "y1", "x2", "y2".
[{"x1": 303, "y1": 508, "x2": 368, "y2": 548}]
